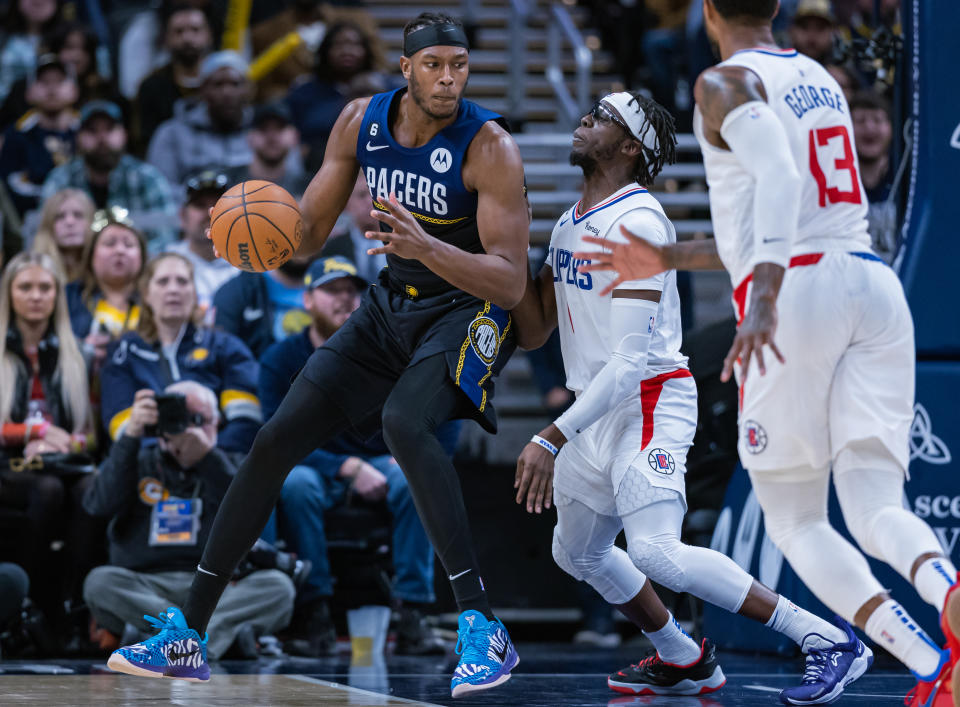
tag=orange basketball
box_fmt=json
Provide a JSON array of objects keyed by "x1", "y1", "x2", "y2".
[{"x1": 210, "y1": 180, "x2": 303, "y2": 272}]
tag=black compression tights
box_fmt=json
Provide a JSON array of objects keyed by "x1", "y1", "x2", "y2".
[{"x1": 183, "y1": 354, "x2": 491, "y2": 635}]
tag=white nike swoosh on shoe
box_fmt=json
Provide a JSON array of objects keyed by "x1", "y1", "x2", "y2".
[{"x1": 366, "y1": 142, "x2": 389, "y2": 151}]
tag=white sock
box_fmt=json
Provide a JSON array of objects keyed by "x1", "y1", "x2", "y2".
[
  {"x1": 765, "y1": 595, "x2": 847, "y2": 652},
  {"x1": 914, "y1": 557, "x2": 958, "y2": 612},
  {"x1": 863, "y1": 599, "x2": 944, "y2": 679},
  {"x1": 643, "y1": 614, "x2": 701, "y2": 666}
]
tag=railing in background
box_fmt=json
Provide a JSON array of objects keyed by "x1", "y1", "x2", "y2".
[
  {"x1": 545, "y1": 3, "x2": 592, "y2": 127},
  {"x1": 508, "y1": 0, "x2": 531, "y2": 122}
]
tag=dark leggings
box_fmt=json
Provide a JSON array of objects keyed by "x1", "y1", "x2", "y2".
[{"x1": 184, "y1": 354, "x2": 488, "y2": 634}]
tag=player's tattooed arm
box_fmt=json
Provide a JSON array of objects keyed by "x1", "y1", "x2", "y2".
[
  {"x1": 694, "y1": 65, "x2": 767, "y2": 149},
  {"x1": 511, "y1": 264, "x2": 559, "y2": 350},
  {"x1": 298, "y1": 98, "x2": 367, "y2": 256}
]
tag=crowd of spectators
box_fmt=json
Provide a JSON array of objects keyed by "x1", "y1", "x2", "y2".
[{"x1": 0, "y1": 0, "x2": 906, "y2": 658}]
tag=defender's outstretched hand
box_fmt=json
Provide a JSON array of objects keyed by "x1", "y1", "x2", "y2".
[
  {"x1": 574, "y1": 224, "x2": 669, "y2": 296},
  {"x1": 365, "y1": 192, "x2": 435, "y2": 259}
]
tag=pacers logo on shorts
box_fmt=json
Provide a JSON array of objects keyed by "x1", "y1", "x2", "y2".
[
  {"x1": 743, "y1": 420, "x2": 768, "y2": 454},
  {"x1": 647, "y1": 448, "x2": 675, "y2": 475},
  {"x1": 469, "y1": 316, "x2": 500, "y2": 364}
]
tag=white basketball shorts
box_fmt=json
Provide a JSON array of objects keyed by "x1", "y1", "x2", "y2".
[
  {"x1": 732, "y1": 251, "x2": 914, "y2": 474},
  {"x1": 553, "y1": 369, "x2": 696, "y2": 517}
]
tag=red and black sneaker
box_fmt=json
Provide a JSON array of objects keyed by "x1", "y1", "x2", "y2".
[{"x1": 607, "y1": 638, "x2": 726, "y2": 696}]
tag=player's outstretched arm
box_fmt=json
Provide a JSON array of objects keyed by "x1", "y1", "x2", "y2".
[
  {"x1": 511, "y1": 264, "x2": 559, "y2": 351},
  {"x1": 575, "y1": 226, "x2": 724, "y2": 295},
  {"x1": 297, "y1": 99, "x2": 367, "y2": 256}
]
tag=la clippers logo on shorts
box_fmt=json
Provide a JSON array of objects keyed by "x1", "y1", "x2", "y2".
[
  {"x1": 647, "y1": 448, "x2": 675, "y2": 474},
  {"x1": 469, "y1": 316, "x2": 500, "y2": 364},
  {"x1": 743, "y1": 420, "x2": 768, "y2": 454}
]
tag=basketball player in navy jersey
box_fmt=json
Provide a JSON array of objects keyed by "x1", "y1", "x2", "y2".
[{"x1": 106, "y1": 13, "x2": 530, "y2": 698}]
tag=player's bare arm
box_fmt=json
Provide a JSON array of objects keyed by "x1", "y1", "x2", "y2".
[
  {"x1": 575, "y1": 227, "x2": 724, "y2": 295},
  {"x1": 366, "y1": 122, "x2": 529, "y2": 309},
  {"x1": 297, "y1": 98, "x2": 368, "y2": 256},
  {"x1": 511, "y1": 264, "x2": 559, "y2": 351},
  {"x1": 696, "y1": 65, "x2": 795, "y2": 382}
]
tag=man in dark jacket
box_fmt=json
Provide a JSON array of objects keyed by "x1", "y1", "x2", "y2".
[{"x1": 82, "y1": 380, "x2": 293, "y2": 659}]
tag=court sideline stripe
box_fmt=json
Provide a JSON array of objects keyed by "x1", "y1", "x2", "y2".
[{"x1": 287, "y1": 674, "x2": 444, "y2": 706}]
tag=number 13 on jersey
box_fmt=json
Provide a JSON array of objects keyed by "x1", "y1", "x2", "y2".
[{"x1": 808, "y1": 125, "x2": 863, "y2": 207}]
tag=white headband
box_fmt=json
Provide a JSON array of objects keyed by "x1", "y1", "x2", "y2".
[{"x1": 601, "y1": 92, "x2": 659, "y2": 153}]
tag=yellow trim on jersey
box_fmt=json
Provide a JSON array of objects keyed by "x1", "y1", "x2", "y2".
[
  {"x1": 373, "y1": 201, "x2": 469, "y2": 226},
  {"x1": 477, "y1": 316, "x2": 512, "y2": 412},
  {"x1": 109, "y1": 407, "x2": 132, "y2": 440},
  {"x1": 220, "y1": 389, "x2": 260, "y2": 408},
  {"x1": 455, "y1": 302, "x2": 491, "y2": 386}
]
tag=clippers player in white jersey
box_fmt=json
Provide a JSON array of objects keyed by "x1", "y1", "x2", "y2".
[
  {"x1": 511, "y1": 91, "x2": 869, "y2": 704},
  {"x1": 575, "y1": 2, "x2": 960, "y2": 704}
]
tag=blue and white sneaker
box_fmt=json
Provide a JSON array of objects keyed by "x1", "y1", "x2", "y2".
[
  {"x1": 450, "y1": 610, "x2": 519, "y2": 698},
  {"x1": 780, "y1": 617, "x2": 873, "y2": 705},
  {"x1": 107, "y1": 607, "x2": 210, "y2": 682}
]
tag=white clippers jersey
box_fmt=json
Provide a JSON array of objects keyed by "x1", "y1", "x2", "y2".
[
  {"x1": 693, "y1": 47, "x2": 872, "y2": 286},
  {"x1": 547, "y1": 184, "x2": 688, "y2": 396}
]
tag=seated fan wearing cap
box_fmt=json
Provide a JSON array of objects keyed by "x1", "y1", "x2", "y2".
[{"x1": 109, "y1": 12, "x2": 529, "y2": 698}]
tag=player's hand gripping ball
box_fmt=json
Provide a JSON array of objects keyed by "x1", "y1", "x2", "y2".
[{"x1": 210, "y1": 180, "x2": 303, "y2": 272}]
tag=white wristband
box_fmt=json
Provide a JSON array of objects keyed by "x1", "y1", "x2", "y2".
[{"x1": 531, "y1": 435, "x2": 559, "y2": 456}]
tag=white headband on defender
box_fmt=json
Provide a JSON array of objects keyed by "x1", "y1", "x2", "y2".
[{"x1": 601, "y1": 92, "x2": 659, "y2": 153}]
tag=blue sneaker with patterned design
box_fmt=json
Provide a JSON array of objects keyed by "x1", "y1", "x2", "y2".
[
  {"x1": 107, "y1": 607, "x2": 210, "y2": 682},
  {"x1": 450, "y1": 610, "x2": 519, "y2": 698},
  {"x1": 780, "y1": 617, "x2": 872, "y2": 705}
]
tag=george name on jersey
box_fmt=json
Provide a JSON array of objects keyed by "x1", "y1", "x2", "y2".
[
  {"x1": 365, "y1": 166, "x2": 448, "y2": 215},
  {"x1": 783, "y1": 82, "x2": 847, "y2": 120},
  {"x1": 549, "y1": 246, "x2": 593, "y2": 291}
]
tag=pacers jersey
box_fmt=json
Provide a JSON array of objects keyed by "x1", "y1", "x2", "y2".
[
  {"x1": 548, "y1": 184, "x2": 688, "y2": 396},
  {"x1": 693, "y1": 47, "x2": 871, "y2": 286},
  {"x1": 357, "y1": 88, "x2": 506, "y2": 295}
]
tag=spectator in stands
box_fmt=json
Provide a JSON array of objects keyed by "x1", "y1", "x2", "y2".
[
  {"x1": 0, "y1": 54, "x2": 77, "y2": 216},
  {"x1": 147, "y1": 51, "x2": 255, "y2": 186},
  {"x1": 259, "y1": 256, "x2": 446, "y2": 657},
  {"x1": 100, "y1": 252, "x2": 262, "y2": 454},
  {"x1": 0, "y1": 251, "x2": 92, "y2": 463},
  {"x1": 132, "y1": 3, "x2": 212, "y2": 154},
  {"x1": 825, "y1": 62, "x2": 859, "y2": 102},
  {"x1": 165, "y1": 169, "x2": 238, "y2": 311},
  {"x1": 287, "y1": 22, "x2": 386, "y2": 168},
  {"x1": 31, "y1": 187, "x2": 94, "y2": 281},
  {"x1": 0, "y1": 0, "x2": 62, "y2": 106},
  {"x1": 249, "y1": 0, "x2": 326, "y2": 102},
  {"x1": 0, "y1": 251, "x2": 96, "y2": 625},
  {"x1": 212, "y1": 247, "x2": 314, "y2": 359},
  {"x1": 66, "y1": 207, "x2": 146, "y2": 367},
  {"x1": 320, "y1": 174, "x2": 385, "y2": 283},
  {"x1": 0, "y1": 22, "x2": 114, "y2": 133},
  {"x1": 83, "y1": 380, "x2": 293, "y2": 659},
  {"x1": 851, "y1": 90, "x2": 897, "y2": 260},
  {"x1": 224, "y1": 102, "x2": 310, "y2": 200},
  {"x1": 789, "y1": 0, "x2": 838, "y2": 64},
  {"x1": 42, "y1": 100, "x2": 178, "y2": 250}
]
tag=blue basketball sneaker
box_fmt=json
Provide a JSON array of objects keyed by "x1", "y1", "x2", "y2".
[
  {"x1": 780, "y1": 617, "x2": 873, "y2": 705},
  {"x1": 450, "y1": 610, "x2": 519, "y2": 698},
  {"x1": 107, "y1": 607, "x2": 210, "y2": 682}
]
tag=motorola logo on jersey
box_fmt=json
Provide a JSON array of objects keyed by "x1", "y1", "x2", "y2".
[
  {"x1": 549, "y1": 247, "x2": 593, "y2": 291},
  {"x1": 365, "y1": 166, "x2": 449, "y2": 215},
  {"x1": 743, "y1": 420, "x2": 768, "y2": 454},
  {"x1": 430, "y1": 147, "x2": 453, "y2": 173},
  {"x1": 647, "y1": 448, "x2": 675, "y2": 475}
]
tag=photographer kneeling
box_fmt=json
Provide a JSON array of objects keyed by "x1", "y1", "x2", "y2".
[{"x1": 82, "y1": 381, "x2": 294, "y2": 658}]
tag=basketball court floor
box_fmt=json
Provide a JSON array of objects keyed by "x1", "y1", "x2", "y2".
[{"x1": 0, "y1": 643, "x2": 915, "y2": 705}]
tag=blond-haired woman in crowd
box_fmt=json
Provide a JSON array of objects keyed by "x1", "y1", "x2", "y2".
[{"x1": 31, "y1": 188, "x2": 95, "y2": 283}]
